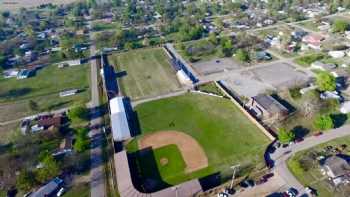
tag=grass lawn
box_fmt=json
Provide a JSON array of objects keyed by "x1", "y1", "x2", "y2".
[
  {"x1": 0, "y1": 64, "x2": 90, "y2": 121},
  {"x1": 127, "y1": 93, "x2": 271, "y2": 189},
  {"x1": 110, "y1": 48, "x2": 181, "y2": 100},
  {"x1": 197, "y1": 82, "x2": 225, "y2": 96},
  {"x1": 295, "y1": 21, "x2": 320, "y2": 32},
  {"x1": 287, "y1": 136, "x2": 350, "y2": 197}
]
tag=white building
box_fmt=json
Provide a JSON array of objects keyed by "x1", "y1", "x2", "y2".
[{"x1": 109, "y1": 97, "x2": 131, "y2": 142}]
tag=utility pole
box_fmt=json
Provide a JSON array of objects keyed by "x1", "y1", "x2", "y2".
[
  {"x1": 230, "y1": 164, "x2": 240, "y2": 190},
  {"x1": 172, "y1": 186, "x2": 179, "y2": 197}
]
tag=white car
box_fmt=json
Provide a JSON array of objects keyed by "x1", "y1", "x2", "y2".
[{"x1": 57, "y1": 188, "x2": 65, "y2": 197}]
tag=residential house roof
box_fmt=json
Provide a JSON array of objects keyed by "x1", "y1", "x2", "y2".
[
  {"x1": 38, "y1": 116, "x2": 62, "y2": 128},
  {"x1": 302, "y1": 34, "x2": 325, "y2": 44},
  {"x1": 324, "y1": 155, "x2": 350, "y2": 178},
  {"x1": 252, "y1": 94, "x2": 289, "y2": 115},
  {"x1": 31, "y1": 177, "x2": 63, "y2": 197}
]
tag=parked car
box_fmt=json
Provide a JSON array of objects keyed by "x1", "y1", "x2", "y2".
[
  {"x1": 217, "y1": 192, "x2": 229, "y2": 197},
  {"x1": 57, "y1": 188, "x2": 65, "y2": 197},
  {"x1": 295, "y1": 138, "x2": 304, "y2": 143},
  {"x1": 283, "y1": 188, "x2": 298, "y2": 197},
  {"x1": 263, "y1": 173, "x2": 274, "y2": 180},
  {"x1": 239, "y1": 179, "x2": 255, "y2": 188},
  {"x1": 256, "y1": 178, "x2": 267, "y2": 185},
  {"x1": 282, "y1": 144, "x2": 289, "y2": 148}
]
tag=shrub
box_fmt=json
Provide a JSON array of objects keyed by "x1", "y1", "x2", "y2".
[
  {"x1": 316, "y1": 71, "x2": 336, "y2": 91},
  {"x1": 314, "y1": 114, "x2": 334, "y2": 131},
  {"x1": 68, "y1": 105, "x2": 89, "y2": 122},
  {"x1": 295, "y1": 53, "x2": 324, "y2": 67},
  {"x1": 278, "y1": 128, "x2": 296, "y2": 144},
  {"x1": 289, "y1": 87, "x2": 302, "y2": 99}
]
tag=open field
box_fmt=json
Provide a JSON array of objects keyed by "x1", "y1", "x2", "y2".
[
  {"x1": 126, "y1": 93, "x2": 271, "y2": 190},
  {"x1": 0, "y1": 64, "x2": 90, "y2": 122},
  {"x1": 0, "y1": 0, "x2": 80, "y2": 11},
  {"x1": 288, "y1": 136, "x2": 350, "y2": 197},
  {"x1": 110, "y1": 48, "x2": 181, "y2": 100}
]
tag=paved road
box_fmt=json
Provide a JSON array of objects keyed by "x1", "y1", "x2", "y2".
[
  {"x1": 269, "y1": 125, "x2": 350, "y2": 196},
  {"x1": 88, "y1": 19, "x2": 106, "y2": 197}
]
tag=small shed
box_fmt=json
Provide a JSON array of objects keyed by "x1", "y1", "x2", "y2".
[{"x1": 247, "y1": 94, "x2": 289, "y2": 121}]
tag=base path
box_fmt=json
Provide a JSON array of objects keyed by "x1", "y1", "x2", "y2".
[{"x1": 139, "y1": 131, "x2": 208, "y2": 173}]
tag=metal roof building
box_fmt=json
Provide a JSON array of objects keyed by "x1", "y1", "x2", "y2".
[{"x1": 109, "y1": 97, "x2": 131, "y2": 142}]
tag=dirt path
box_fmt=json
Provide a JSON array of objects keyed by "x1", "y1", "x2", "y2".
[{"x1": 139, "y1": 131, "x2": 208, "y2": 173}]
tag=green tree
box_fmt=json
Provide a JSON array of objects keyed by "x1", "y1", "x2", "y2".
[
  {"x1": 236, "y1": 49, "x2": 250, "y2": 62},
  {"x1": 314, "y1": 115, "x2": 334, "y2": 131},
  {"x1": 36, "y1": 155, "x2": 60, "y2": 183},
  {"x1": 16, "y1": 170, "x2": 37, "y2": 191},
  {"x1": 74, "y1": 128, "x2": 90, "y2": 152},
  {"x1": 68, "y1": 105, "x2": 89, "y2": 122},
  {"x1": 221, "y1": 39, "x2": 233, "y2": 57},
  {"x1": 332, "y1": 19, "x2": 349, "y2": 33},
  {"x1": 208, "y1": 32, "x2": 218, "y2": 45},
  {"x1": 278, "y1": 128, "x2": 295, "y2": 144},
  {"x1": 316, "y1": 71, "x2": 336, "y2": 91}
]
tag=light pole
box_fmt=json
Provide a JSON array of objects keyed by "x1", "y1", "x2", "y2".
[
  {"x1": 172, "y1": 185, "x2": 179, "y2": 197},
  {"x1": 230, "y1": 164, "x2": 240, "y2": 190}
]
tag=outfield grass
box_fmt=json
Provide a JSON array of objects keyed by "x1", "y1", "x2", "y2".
[
  {"x1": 110, "y1": 48, "x2": 181, "y2": 100},
  {"x1": 287, "y1": 136, "x2": 350, "y2": 197},
  {"x1": 127, "y1": 93, "x2": 271, "y2": 188},
  {"x1": 0, "y1": 64, "x2": 90, "y2": 121}
]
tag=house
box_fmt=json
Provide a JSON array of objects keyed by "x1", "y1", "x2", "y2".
[
  {"x1": 3, "y1": 69, "x2": 19, "y2": 78},
  {"x1": 340, "y1": 101, "x2": 350, "y2": 113},
  {"x1": 176, "y1": 70, "x2": 192, "y2": 85},
  {"x1": 38, "y1": 116, "x2": 63, "y2": 130},
  {"x1": 246, "y1": 94, "x2": 290, "y2": 122},
  {"x1": 310, "y1": 61, "x2": 336, "y2": 71},
  {"x1": 59, "y1": 89, "x2": 79, "y2": 97},
  {"x1": 320, "y1": 91, "x2": 341, "y2": 100},
  {"x1": 20, "y1": 119, "x2": 31, "y2": 134},
  {"x1": 302, "y1": 34, "x2": 325, "y2": 50},
  {"x1": 109, "y1": 97, "x2": 131, "y2": 142},
  {"x1": 58, "y1": 59, "x2": 81, "y2": 68},
  {"x1": 328, "y1": 51, "x2": 345, "y2": 58},
  {"x1": 291, "y1": 31, "x2": 307, "y2": 40},
  {"x1": 17, "y1": 69, "x2": 35, "y2": 79},
  {"x1": 321, "y1": 155, "x2": 350, "y2": 185},
  {"x1": 31, "y1": 177, "x2": 63, "y2": 197},
  {"x1": 256, "y1": 51, "x2": 272, "y2": 61}
]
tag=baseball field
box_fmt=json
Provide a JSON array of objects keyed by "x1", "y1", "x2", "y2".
[
  {"x1": 109, "y1": 48, "x2": 182, "y2": 101},
  {"x1": 126, "y1": 93, "x2": 271, "y2": 191}
]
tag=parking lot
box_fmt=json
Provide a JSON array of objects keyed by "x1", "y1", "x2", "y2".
[
  {"x1": 232, "y1": 173, "x2": 288, "y2": 197},
  {"x1": 192, "y1": 58, "x2": 243, "y2": 76},
  {"x1": 222, "y1": 62, "x2": 311, "y2": 97}
]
